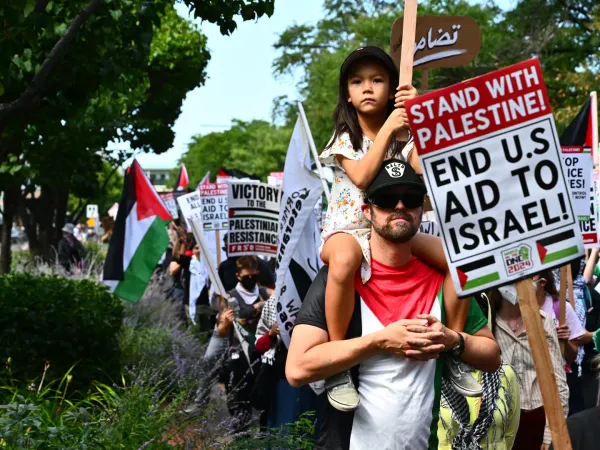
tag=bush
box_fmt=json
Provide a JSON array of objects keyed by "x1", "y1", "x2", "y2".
[{"x1": 0, "y1": 273, "x2": 124, "y2": 393}]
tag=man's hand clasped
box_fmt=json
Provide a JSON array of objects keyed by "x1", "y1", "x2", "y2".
[{"x1": 376, "y1": 314, "x2": 460, "y2": 361}]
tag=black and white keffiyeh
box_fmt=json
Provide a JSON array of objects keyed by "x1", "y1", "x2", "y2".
[{"x1": 441, "y1": 365, "x2": 513, "y2": 450}]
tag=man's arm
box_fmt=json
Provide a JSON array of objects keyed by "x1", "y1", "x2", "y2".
[{"x1": 286, "y1": 319, "x2": 445, "y2": 387}]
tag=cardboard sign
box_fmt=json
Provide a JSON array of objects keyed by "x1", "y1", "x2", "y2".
[
  {"x1": 159, "y1": 193, "x2": 179, "y2": 220},
  {"x1": 391, "y1": 15, "x2": 481, "y2": 71},
  {"x1": 405, "y1": 58, "x2": 584, "y2": 296},
  {"x1": 228, "y1": 181, "x2": 280, "y2": 257},
  {"x1": 561, "y1": 147, "x2": 597, "y2": 247},
  {"x1": 176, "y1": 191, "x2": 203, "y2": 229},
  {"x1": 199, "y1": 183, "x2": 228, "y2": 231}
]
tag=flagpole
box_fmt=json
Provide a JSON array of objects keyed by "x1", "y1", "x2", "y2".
[
  {"x1": 591, "y1": 92, "x2": 598, "y2": 167},
  {"x1": 298, "y1": 102, "x2": 331, "y2": 199}
]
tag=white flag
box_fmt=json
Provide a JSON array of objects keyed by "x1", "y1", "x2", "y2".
[{"x1": 275, "y1": 117, "x2": 323, "y2": 347}]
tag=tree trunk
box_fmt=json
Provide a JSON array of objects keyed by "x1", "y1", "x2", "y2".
[{"x1": 0, "y1": 183, "x2": 19, "y2": 274}]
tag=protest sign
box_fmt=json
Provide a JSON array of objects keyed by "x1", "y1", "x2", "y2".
[
  {"x1": 561, "y1": 147, "x2": 597, "y2": 247},
  {"x1": 176, "y1": 191, "x2": 202, "y2": 229},
  {"x1": 405, "y1": 58, "x2": 584, "y2": 297},
  {"x1": 391, "y1": 15, "x2": 481, "y2": 71},
  {"x1": 419, "y1": 221, "x2": 440, "y2": 236},
  {"x1": 228, "y1": 181, "x2": 280, "y2": 257},
  {"x1": 159, "y1": 192, "x2": 179, "y2": 220},
  {"x1": 199, "y1": 183, "x2": 228, "y2": 231}
]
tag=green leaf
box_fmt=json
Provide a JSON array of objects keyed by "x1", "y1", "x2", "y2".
[
  {"x1": 24, "y1": 0, "x2": 35, "y2": 17},
  {"x1": 54, "y1": 22, "x2": 67, "y2": 36},
  {"x1": 110, "y1": 9, "x2": 122, "y2": 21}
]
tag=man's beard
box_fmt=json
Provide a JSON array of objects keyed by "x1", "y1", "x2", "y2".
[{"x1": 370, "y1": 207, "x2": 419, "y2": 243}]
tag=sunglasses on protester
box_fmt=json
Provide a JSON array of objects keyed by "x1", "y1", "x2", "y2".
[
  {"x1": 240, "y1": 274, "x2": 259, "y2": 281},
  {"x1": 367, "y1": 190, "x2": 425, "y2": 210}
]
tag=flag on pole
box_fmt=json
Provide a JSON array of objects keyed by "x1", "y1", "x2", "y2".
[
  {"x1": 560, "y1": 97, "x2": 594, "y2": 148},
  {"x1": 174, "y1": 163, "x2": 189, "y2": 191},
  {"x1": 197, "y1": 171, "x2": 211, "y2": 189},
  {"x1": 275, "y1": 117, "x2": 324, "y2": 347},
  {"x1": 103, "y1": 160, "x2": 173, "y2": 302}
]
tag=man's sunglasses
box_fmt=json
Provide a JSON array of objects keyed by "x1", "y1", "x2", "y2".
[
  {"x1": 367, "y1": 191, "x2": 425, "y2": 210},
  {"x1": 240, "y1": 274, "x2": 259, "y2": 281}
]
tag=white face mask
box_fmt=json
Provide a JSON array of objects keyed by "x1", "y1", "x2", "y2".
[{"x1": 498, "y1": 284, "x2": 518, "y2": 305}]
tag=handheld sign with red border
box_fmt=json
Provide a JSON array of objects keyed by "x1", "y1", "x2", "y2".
[
  {"x1": 227, "y1": 181, "x2": 280, "y2": 257},
  {"x1": 159, "y1": 193, "x2": 179, "y2": 220},
  {"x1": 405, "y1": 58, "x2": 584, "y2": 296},
  {"x1": 199, "y1": 183, "x2": 228, "y2": 231},
  {"x1": 561, "y1": 147, "x2": 597, "y2": 247}
]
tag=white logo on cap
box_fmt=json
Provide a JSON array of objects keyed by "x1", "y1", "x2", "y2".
[{"x1": 385, "y1": 162, "x2": 405, "y2": 178}]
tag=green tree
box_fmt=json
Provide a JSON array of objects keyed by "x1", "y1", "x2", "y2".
[
  {"x1": 272, "y1": 0, "x2": 599, "y2": 149},
  {"x1": 0, "y1": 2, "x2": 210, "y2": 270},
  {"x1": 180, "y1": 120, "x2": 292, "y2": 184}
]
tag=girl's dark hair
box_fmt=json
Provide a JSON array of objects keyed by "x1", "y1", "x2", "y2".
[{"x1": 325, "y1": 55, "x2": 407, "y2": 158}]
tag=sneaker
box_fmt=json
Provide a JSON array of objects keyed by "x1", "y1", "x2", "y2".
[
  {"x1": 445, "y1": 356, "x2": 483, "y2": 397},
  {"x1": 325, "y1": 370, "x2": 360, "y2": 412}
]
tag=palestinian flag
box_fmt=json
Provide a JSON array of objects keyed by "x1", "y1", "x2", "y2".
[
  {"x1": 536, "y1": 230, "x2": 580, "y2": 265},
  {"x1": 103, "y1": 160, "x2": 173, "y2": 302},
  {"x1": 174, "y1": 163, "x2": 189, "y2": 191},
  {"x1": 456, "y1": 256, "x2": 500, "y2": 291},
  {"x1": 560, "y1": 98, "x2": 593, "y2": 147},
  {"x1": 197, "y1": 171, "x2": 211, "y2": 189},
  {"x1": 218, "y1": 167, "x2": 259, "y2": 180}
]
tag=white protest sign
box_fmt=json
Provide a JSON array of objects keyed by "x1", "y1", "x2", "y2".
[
  {"x1": 419, "y1": 221, "x2": 440, "y2": 236},
  {"x1": 561, "y1": 147, "x2": 597, "y2": 247},
  {"x1": 176, "y1": 191, "x2": 202, "y2": 229},
  {"x1": 199, "y1": 183, "x2": 228, "y2": 231},
  {"x1": 159, "y1": 192, "x2": 179, "y2": 220},
  {"x1": 406, "y1": 58, "x2": 584, "y2": 296},
  {"x1": 228, "y1": 181, "x2": 280, "y2": 257},
  {"x1": 86, "y1": 204, "x2": 98, "y2": 219}
]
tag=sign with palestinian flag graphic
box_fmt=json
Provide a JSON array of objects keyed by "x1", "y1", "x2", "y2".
[
  {"x1": 560, "y1": 95, "x2": 600, "y2": 248},
  {"x1": 103, "y1": 160, "x2": 173, "y2": 302},
  {"x1": 405, "y1": 58, "x2": 584, "y2": 296}
]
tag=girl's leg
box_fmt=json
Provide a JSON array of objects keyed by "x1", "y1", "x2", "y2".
[{"x1": 321, "y1": 233, "x2": 364, "y2": 341}]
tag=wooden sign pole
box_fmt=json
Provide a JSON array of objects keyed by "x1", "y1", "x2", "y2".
[
  {"x1": 558, "y1": 266, "x2": 568, "y2": 355},
  {"x1": 516, "y1": 280, "x2": 572, "y2": 450},
  {"x1": 421, "y1": 68, "x2": 429, "y2": 92},
  {"x1": 216, "y1": 229, "x2": 222, "y2": 267},
  {"x1": 566, "y1": 265, "x2": 576, "y2": 310},
  {"x1": 397, "y1": 0, "x2": 418, "y2": 142}
]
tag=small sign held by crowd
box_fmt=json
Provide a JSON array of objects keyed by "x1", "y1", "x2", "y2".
[
  {"x1": 227, "y1": 181, "x2": 280, "y2": 257},
  {"x1": 199, "y1": 183, "x2": 228, "y2": 231}
]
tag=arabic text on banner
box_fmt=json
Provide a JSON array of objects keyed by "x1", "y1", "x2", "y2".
[
  {"x1": 227, "y1": 181, "x2": 280, "y2": 257},
  {"x1": 405, "y1": 58, "x2": 584, "y2": 296},
  {"x1": 199, "y1": 183, "x2": 229, "y2": 231}
]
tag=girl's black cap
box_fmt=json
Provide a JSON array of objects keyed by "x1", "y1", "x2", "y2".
[{"x1": 340, "y1": 46, "x2": 399, "y2": 80}]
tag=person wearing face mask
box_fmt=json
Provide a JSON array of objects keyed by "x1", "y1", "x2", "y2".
[
  {"x1": 490, "y1": 276, "x2": 569, "y2": 450},
  {"x1": 217, "y1": 255, "x2": 270, "y2": 430}
]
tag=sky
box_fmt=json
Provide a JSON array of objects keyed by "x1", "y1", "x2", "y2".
[
  {"x1": 135, "y1": 0, "x2": 515, "y2": 170},
  {"x1": 135, "y1": 0, "x2": 323, "y2": 169}
]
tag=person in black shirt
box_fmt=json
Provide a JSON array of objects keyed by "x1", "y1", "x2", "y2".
[{"x1": 217, "y1": 256, "x2": 269, "y2": 430}]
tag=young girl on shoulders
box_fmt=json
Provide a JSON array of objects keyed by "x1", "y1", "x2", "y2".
[{"x1": 320, "y1": 46, "x2": 481, "y2": 411}]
